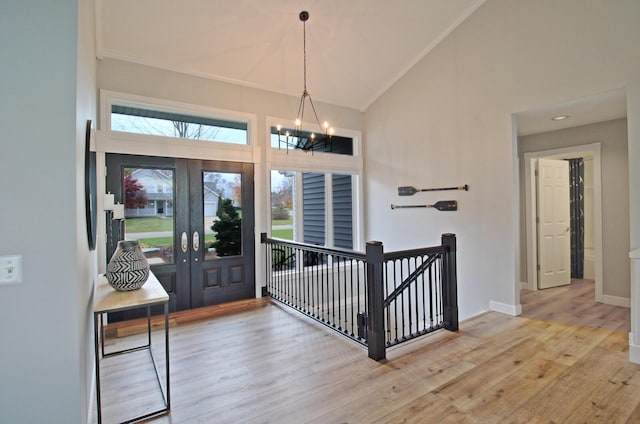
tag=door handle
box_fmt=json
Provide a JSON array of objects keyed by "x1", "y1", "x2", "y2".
[
  {"x1": 181, "y1": 232, "x2": 188, "y2": 253},
  {"x1": 193, "y1": 231, "x2": 200, "y2": 252}
]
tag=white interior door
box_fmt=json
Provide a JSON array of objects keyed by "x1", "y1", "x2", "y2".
[{"x1": 537, "y1": 158, "x2": 571, "y2": 289}]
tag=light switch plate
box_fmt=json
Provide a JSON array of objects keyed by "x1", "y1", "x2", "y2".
[{"x1": 0, "y1": 255, "x2": 22, "y2": 284}]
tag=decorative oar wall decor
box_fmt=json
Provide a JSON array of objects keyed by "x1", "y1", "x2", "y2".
[
  {"x1": 391, "y1": 200, "x2": 457, "y2": 211},
  {"x1": 397, "y1": 184, "x2": 468, "y2": 196}
]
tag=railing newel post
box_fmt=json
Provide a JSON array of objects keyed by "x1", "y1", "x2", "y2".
[
  {"x1": 366, "y1": 240, "x2": 386, "y2": 361},
  {"x1": 441, "y1": 233, "x2": 458, "y2": 331}
]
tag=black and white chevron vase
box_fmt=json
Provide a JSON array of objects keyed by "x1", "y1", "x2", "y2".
[{"x1": 106, "y1": 240, "x2": 150, "y2": 291}]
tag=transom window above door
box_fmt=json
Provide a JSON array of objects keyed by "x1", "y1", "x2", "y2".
[
  {"x1": 269, "y1": 126, "x2": 354, "y2": 156},
  {"x1": 111, "y1": 104, "x2": 248, "y2": 145}
]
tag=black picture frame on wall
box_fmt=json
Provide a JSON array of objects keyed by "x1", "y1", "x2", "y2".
[{"x1": 85, "y1": 119, "x2": 97, "y2": 250}]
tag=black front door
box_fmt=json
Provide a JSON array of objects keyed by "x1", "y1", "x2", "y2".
[{"x1": 106, "y1": 154, "x2": 255, "y2": 315}]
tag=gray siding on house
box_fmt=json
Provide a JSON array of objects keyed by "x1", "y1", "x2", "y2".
[
  {"x1": 303, "y1": 172, "x2": 325, "y2": 245},
  {"x1": 333, "y1": 174, "x2": 353, "y2": 249},
  {"x1": 302, "y1": 173, "x2": 353, "y2": 249}
]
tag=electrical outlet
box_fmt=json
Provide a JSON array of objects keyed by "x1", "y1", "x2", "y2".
[{"x1": 0, "y1": 255, "x2": 22, "y2": 284}]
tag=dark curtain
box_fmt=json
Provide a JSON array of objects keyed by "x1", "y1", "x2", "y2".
[{"x1": 568, "y1": 158, "x2": 584, "y2": 278}]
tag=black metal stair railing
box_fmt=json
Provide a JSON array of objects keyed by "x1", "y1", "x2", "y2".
[
  {"x1": 261, "y1": 233, "x2": 368, "y2": 345},
  {"x1": 261, "y1": 233, "x2": 458, "y2": 361}
]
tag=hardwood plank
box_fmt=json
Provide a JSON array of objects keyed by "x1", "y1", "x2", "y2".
[
  {"x1": 502, "y1": 408, "x2": 556, "y2": 424},
  {"x1": 525, "y1": 332, "x2": 632, "y2": 422},
  {"x1": 458, "y1": 357, "x2": 567, "y2": 422},
  {"x1": 372, "y1": 393, "x2": 471, "y2": 424},
  {"x1": 563, "y1": 360, "x2": 640, "y2": 423}
]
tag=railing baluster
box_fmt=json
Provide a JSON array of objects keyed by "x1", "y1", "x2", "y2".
[
  {"x1": 430, "y1": 256, "x2": 434, "y2": 328},
  {"x1": 337, "y1": 256, "x2": 342, "y2": 330},
  {"x1": 323, "y1": 253, "x2": 327, "y2": 322},
  {"x1": 420, "y1": 255, "x2": 425, "y2": 331},
  {"x1": 416, "y1": 256, "x2": 424, "y2": 334},
  {"x1": 383, "y1": 261, "x2": 389, "y2": 345},
  {"x1": 400, "y1": 259, "x2": 403, "y2": 337},
  {"x1": 393, "y1": 260, "x2": 398, "y2": 343},
  {"x1": 349, "y1": 258, "x2": 354, "y2": 337}
]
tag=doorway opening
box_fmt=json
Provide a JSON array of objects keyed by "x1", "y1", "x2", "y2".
[{"x1": 523, "y1": 143, "x2": 603, "y2": 300}]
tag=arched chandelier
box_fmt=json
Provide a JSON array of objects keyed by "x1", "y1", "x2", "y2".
[{"x1": 276, "y1": 11, "x2": 334, "y2": 153}]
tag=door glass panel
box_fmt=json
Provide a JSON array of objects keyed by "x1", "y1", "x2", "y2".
[
  {"x1": 122, "y1": 167, "x2": 175, "y2": 265},
  {"x1": 204, "y1": 171, "x2": 242, "y2": 260}
]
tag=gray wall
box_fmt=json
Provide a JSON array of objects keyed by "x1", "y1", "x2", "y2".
[
  {"x1": 0, "y1": 1, "x2": 96, "y2": 423},
  {"x1": 518, "y1": 119, "x2": 630, "y2": 299}
]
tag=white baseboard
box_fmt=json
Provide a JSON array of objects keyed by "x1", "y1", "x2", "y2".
[
  {"x1": 630, "y1": 333, "x2": 640, "y2": 364},
  {"x1": 603, "y1": 294, "x2": 631, "y2": 308},
  {"x1": 489, "y1": 300, "x2": 522, "y2": 316},
  {"x1": 520, "y1": 281, "x2": 528, "y2": 290}
]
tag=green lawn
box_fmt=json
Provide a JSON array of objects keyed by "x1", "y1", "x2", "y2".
[
  {"x1": 271, "y1": 228, "x2": 293, "y2": 240},
  {"x1": 135, "y1": 236, "x2": 173, "y2": 247},
  {"x1": 125, "y1": 217, "x2": 173, "y2": 232}
]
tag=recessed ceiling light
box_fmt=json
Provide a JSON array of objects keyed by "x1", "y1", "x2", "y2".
[{"x1": 551, "y1": 115, "x2": 569, "y2": 121}]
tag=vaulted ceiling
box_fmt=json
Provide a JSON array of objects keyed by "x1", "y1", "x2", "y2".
[
  {"x1": 97, "y1": 0, "x2": 485, "y2": 111},
  {"x1": 97, "y1": 0, "x2": 627, "y2": 135}
]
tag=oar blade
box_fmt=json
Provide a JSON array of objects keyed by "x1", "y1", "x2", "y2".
[
  {"x1": 432, "y1": 200, "x2": 457, "y2": 211},
  {"x1": 397, "y1": 186, "x2": 418, "y2": 196}
]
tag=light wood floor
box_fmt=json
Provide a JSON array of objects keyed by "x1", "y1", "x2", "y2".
[
  {"x1": 520, "y1": 278, "x2": 630, "y2": 333},
  {"x1": 94, "y1": 283, "x2": 639, "y2": 424}
]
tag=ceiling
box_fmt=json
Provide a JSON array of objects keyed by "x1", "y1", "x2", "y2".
[
  {"x1": 98, "y1": 0, "x2": 485, "y2": 111},
  {"x1": 515, "y1": 88, "x2": 627, "y2": 137},
  {"x1": 97, "y1": 0, "x2": 627, "y2": 135}
]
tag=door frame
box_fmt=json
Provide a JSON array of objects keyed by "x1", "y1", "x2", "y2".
[{"x1": 523, "y1": 142, "x2": 603, "y2": 301}]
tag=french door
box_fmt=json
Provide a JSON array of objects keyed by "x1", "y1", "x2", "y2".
[{"x1": 106, "y1": 154, "x2": 255, "y2": 315}]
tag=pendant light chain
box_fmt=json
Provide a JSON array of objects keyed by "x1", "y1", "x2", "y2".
[
  {"x1": 277, "y1": 11, "x2": 334, "y2": 153},
  {"x1": 303, "y1": 17, "x2": 307, "y2": 93}
]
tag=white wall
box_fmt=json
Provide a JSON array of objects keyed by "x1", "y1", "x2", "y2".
[
  {"x1": 629, "y1": 84, "x2": 640, "y2": 249},
  {"x1": 518, "y1": 119, "x2": 629, "y2": 299},
  {"x1": 0, "y1": 1, "x2": 96, "y2": 423},
  {"x1": 363, "y1": 0, "x2": 640, "y2": 320}
]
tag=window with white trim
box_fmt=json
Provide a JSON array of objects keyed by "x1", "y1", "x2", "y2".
[
  {"x1": 269, "y1": 126, "x2": 353, "y2": 155},
  {"x1": 271, "y1": 170, "x2": 355, "y2": 250},
  {"x1": 110, "y1": 104, "x2": 248, "y2": 145}
]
